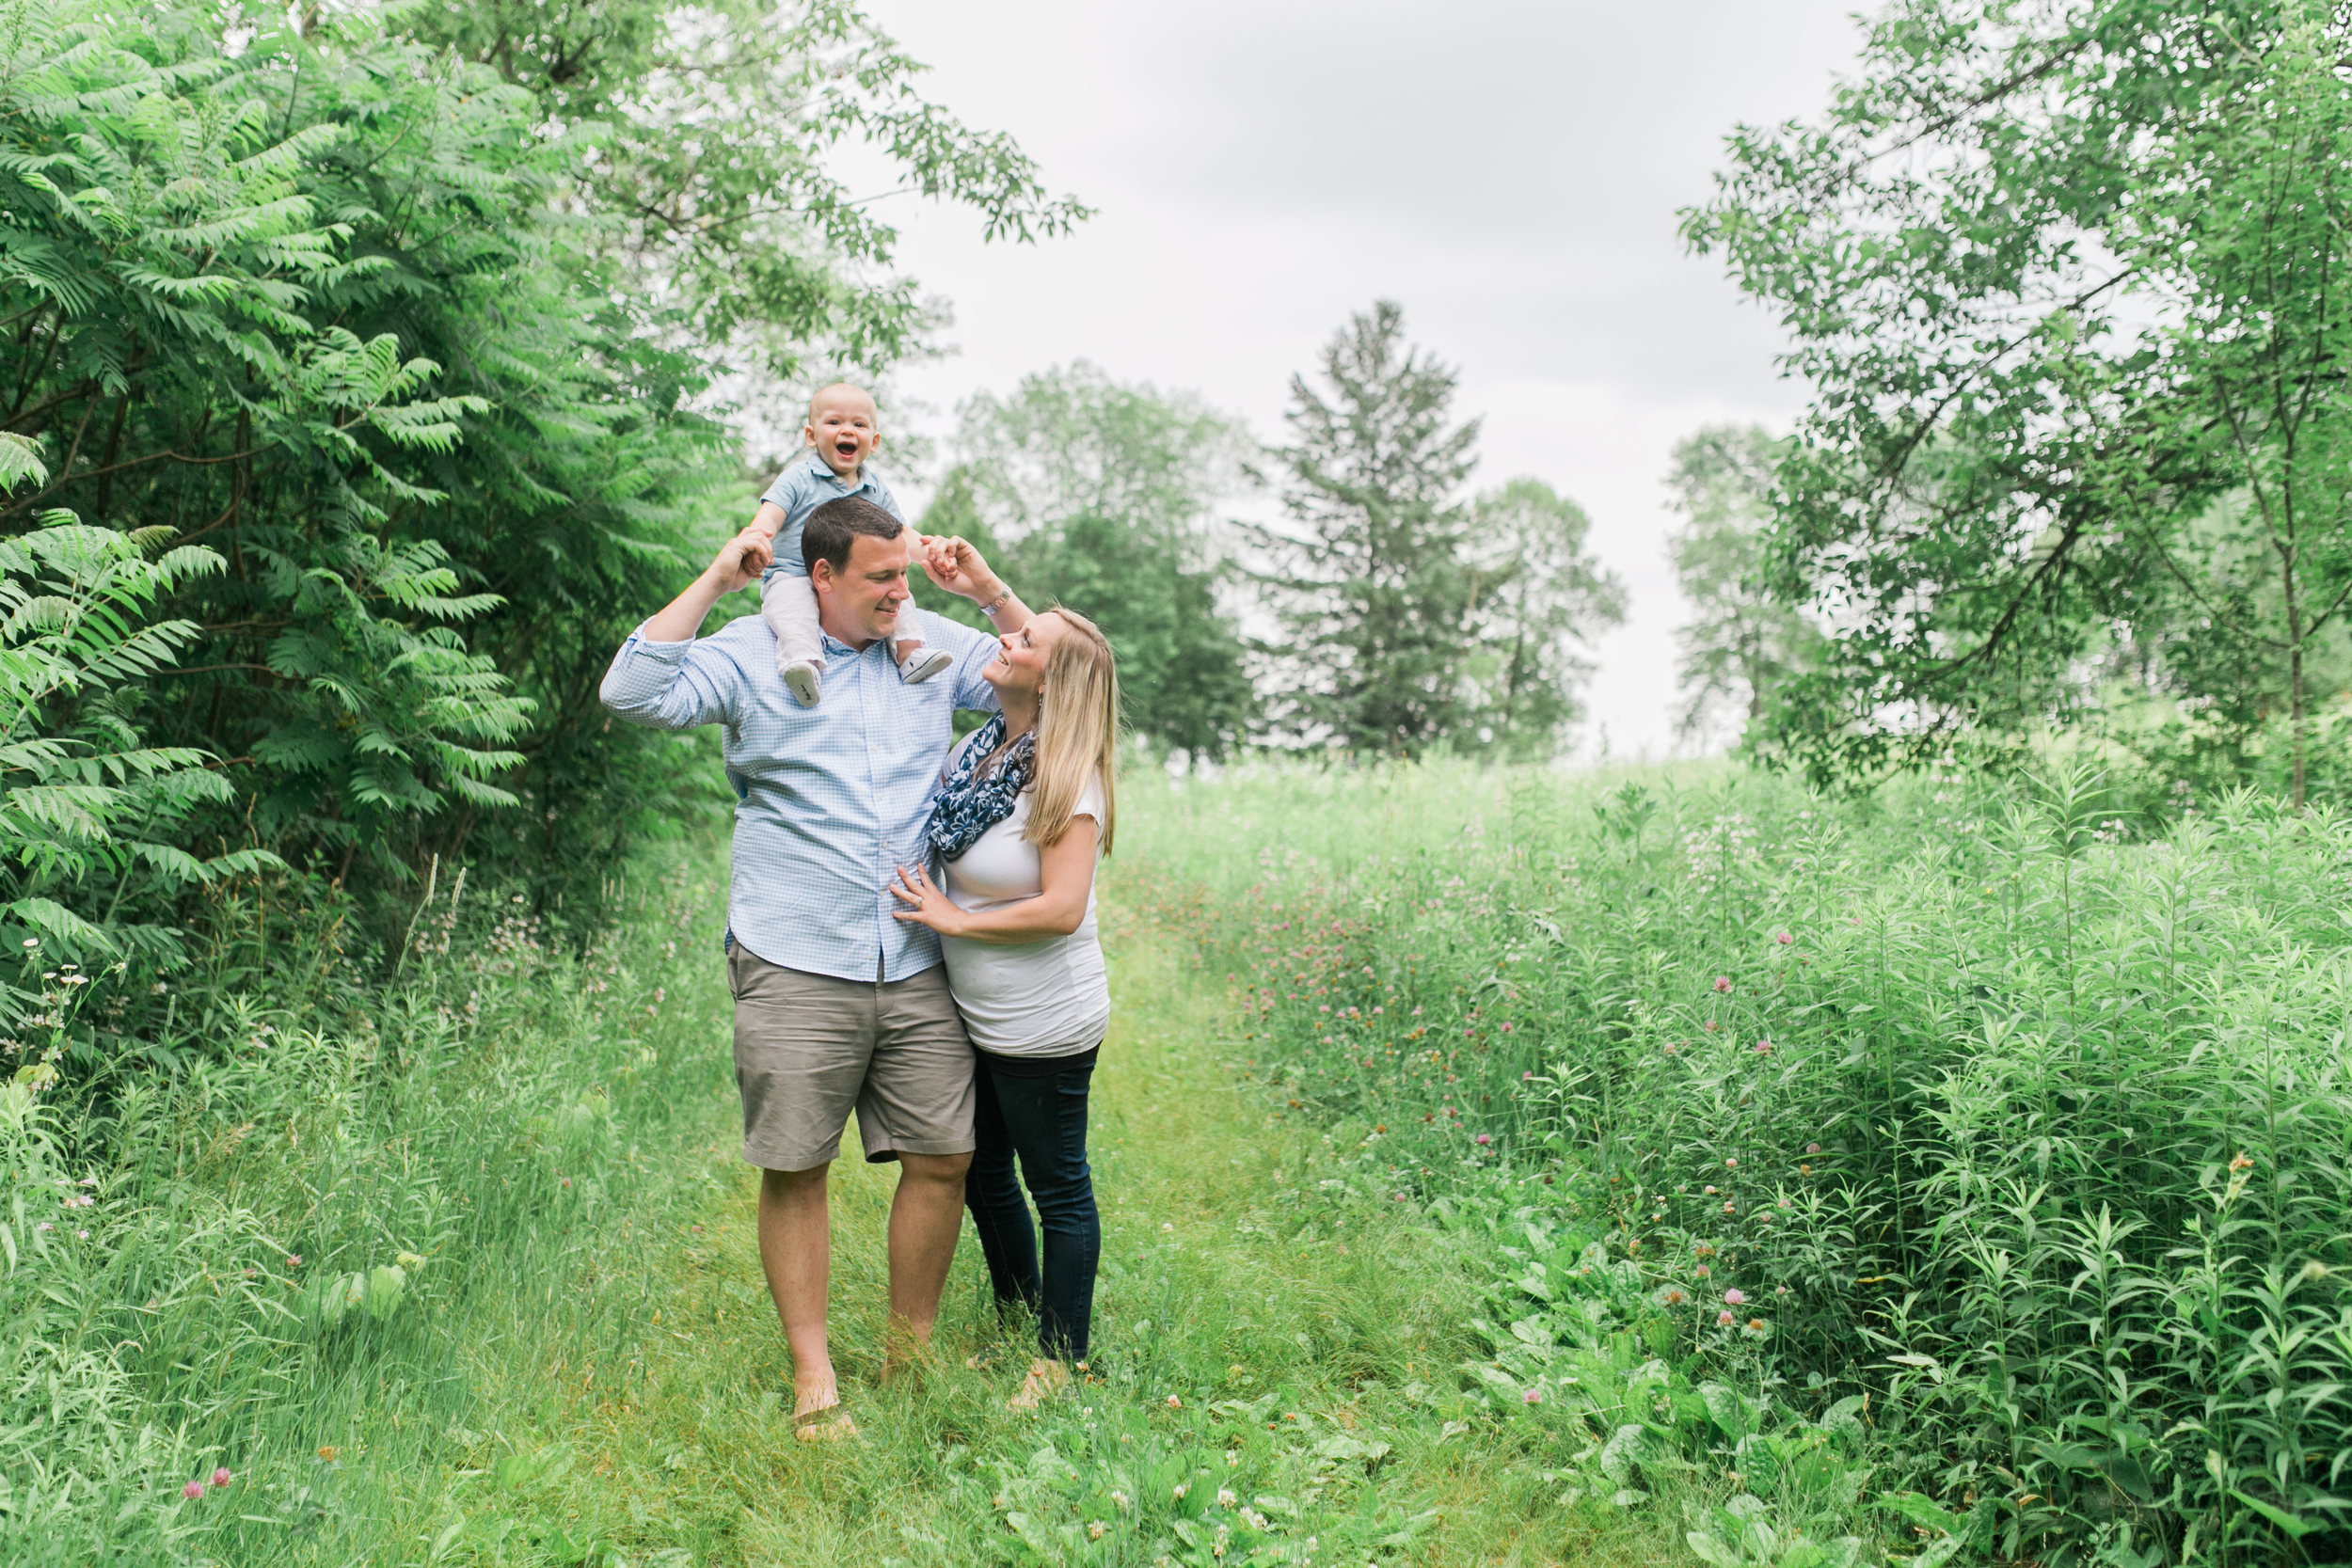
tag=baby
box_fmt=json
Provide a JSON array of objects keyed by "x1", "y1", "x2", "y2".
[{"x1": 747, "y1": 383, "x2": 951, "y2": 704}]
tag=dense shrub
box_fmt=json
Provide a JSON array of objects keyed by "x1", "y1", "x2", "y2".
[{"x1": 1129, "y1": 760, "x2": 2352, "y2": 1566}]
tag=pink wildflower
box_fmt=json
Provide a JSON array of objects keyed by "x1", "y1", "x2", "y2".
[
  {"x1": 1724, "y1": 1158, "x2": 1738, "y2": 1168},
  {"x1": 1713, "y1": 977, "x2": 1731, "y2": 993},
  {"x1": 1694, "y1": 1264, "x2": 1711, "y2": 1278},
  {"x1": 1805, "y1": 1143, "x2": 1821, "y2": 1155},
  {"x1": 1724, "y1": 1289, "x2": 1746, "y2": 1306},
  {"x1": 212, "y1": 1468, "x2": 232, "y2": 1488},
  {"x1": 1754, "y1": 1040, "x2": 1772, "y2": 1054},
  {"x1": 1167, "y1": 1395, "x2": 1183, "y2": 1408},
  {"x1": 1775, "y1": 932, "x2": 1793, "y2": 944},
  {"x1": 1704, "y1": 1185, "x2": 1717, "y2": 1195},
  {"x1": 1475, "y1": 1133, "x2": 1492, "y2": 1147},
  {"x1": 182, "y1": 1481, "x2": 204, "y2": 1500},
  {"x1": 1522, "y1": 1387, "x2": 1543, "y2": 1404},
  {"x1": 1718, "y1": 1309, "x2": 1737, "y2": 1326},
  {"x1": 1522, "y1": 1071, "x2": 1534, "y2": 1081}
]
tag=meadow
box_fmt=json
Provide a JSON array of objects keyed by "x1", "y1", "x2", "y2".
[
  {"x1": 6, "y1": 758, "x2": 2349, "y2": 1567},
  {"x1": 1123, "y1": 759, "x2": 2352, "y2": 1568}
]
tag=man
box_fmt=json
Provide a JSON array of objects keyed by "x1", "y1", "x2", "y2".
[{"x1": 600, "y1": 496, "x2": 1033, "y2": 1436}]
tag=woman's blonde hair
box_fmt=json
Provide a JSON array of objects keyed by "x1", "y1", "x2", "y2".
[{"x1": 1026, "y1": 607, "x2": 1119, "y2": 853}]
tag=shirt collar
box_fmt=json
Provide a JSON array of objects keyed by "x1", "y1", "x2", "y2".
[{"x1": 803, "y1": 451, "x2": 867, "y2": 490}]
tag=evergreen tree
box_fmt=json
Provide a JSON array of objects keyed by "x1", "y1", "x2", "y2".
[{"x1": 1259, "y1": 303, "x2": 1487, "y2": 757}]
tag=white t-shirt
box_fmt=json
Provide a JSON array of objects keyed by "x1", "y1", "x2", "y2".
[{"x1": 936, "y1": 734, "x2": 1110, "y2": 1057}]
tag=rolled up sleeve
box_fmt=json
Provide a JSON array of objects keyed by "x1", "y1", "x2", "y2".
[
  {"x1": 600, "y1": 625, "x2": 738, "y2": 731},
  {"x1": 942, "y1": 615, "x2": 1005, "y2": 714}
]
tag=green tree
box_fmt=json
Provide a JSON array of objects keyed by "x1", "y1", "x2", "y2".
[
  {"x1": 1257, "y1": 302, "x2": 1489, "y2": 757},
  {"x1": 0, "y1": 0, "x2": 1075, "y2": 923},
  {"x1": 1662, "y1": 426, "x2": 1820, "y2": 748},
  {"x1": 0, "y1": 437, "x2": 279, "y2": 1007},
  {"x1": 414, "y1": 0, "x2": 1087, "y2": 382},
  {"x1": 929, "y1": 363, "x2": 1255, "y2": 760},
  {"x1": 1466, "y1": 479, "x2": 1626, "y2": 760},
  {"x1": 1682, "y1": 0, "x2": 2352, "y2": 801}
]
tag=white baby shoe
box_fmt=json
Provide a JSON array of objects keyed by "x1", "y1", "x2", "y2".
[
  {"x1": 781, "y1": 658, "x2": 822, "y2": 706},
  {"x1": 899, "y1": 647, "x2": 955, "y2": 685}
]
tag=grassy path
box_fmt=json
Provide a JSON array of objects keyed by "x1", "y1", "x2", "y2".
[{"x1": 435, "y1": 881, "x2": 1667, "y2": 1568}]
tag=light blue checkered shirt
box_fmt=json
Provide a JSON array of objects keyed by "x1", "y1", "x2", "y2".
[
  {"x1": 599, "y1": 608, "x2": 1000, "y2": 983},
  {"x1": 758, "y1": 452, "x2": 902, "y2": 582}
]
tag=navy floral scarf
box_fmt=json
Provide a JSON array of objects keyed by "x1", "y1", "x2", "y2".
[{"x1": 930, "y1": 714, "x2": 1035, "y2": 862}]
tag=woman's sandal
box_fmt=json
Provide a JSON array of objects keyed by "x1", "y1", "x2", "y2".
[{"x1": 791, "y1": 1403, "x2": 859, "y2": 1442}]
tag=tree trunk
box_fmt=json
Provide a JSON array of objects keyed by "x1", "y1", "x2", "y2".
[{"x1": 2282, "y1": 547, "x2": 2307, "y2": 811}]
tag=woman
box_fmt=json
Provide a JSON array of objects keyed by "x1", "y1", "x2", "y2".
[{"x1": 887, "y1": 607, "x2": 1118, "y2": 1406}]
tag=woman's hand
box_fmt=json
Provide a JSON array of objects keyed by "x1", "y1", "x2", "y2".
[
  {"x1": 888, "y1": 863, "x2": 968, "y2": 936},
  {"x1": 916, "y1": 534, "x2": 1032, "y2": 631},
  {"x1": 916, "y1": 534, "x2": 997, "y2": 600}
]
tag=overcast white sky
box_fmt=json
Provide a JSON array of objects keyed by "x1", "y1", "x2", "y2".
[{"x1": 852, "y1": 0, "x2": 1865, "y2": 759}]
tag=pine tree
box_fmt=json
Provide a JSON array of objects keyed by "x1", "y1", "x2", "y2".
[{"x1": 1259, "y1": 303, "x2": 1487, "y2": 757}]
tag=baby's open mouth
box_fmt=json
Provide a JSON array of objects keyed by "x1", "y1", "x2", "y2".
[{"x1": 834, "y1": 438, "x2": 858, "y2": 455}]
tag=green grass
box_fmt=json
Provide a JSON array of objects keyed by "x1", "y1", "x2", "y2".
[
  {"x1": 6, "y1": 832, "x2": 1681, "y2": 1567},
  {"x1": 22, "y1": 752, "x2": 2345, "y2": 1567},
  {"x1": 2, "y1": 863, "x2": 744, "y2": 1565},
  {"x1": 442, "y1": 892, "x2": 1682, "y2": 1568}
]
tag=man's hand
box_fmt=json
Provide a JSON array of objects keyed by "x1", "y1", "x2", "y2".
[
  {"x1": 641, "y1": 526, "x2": 776, "y2": 641},
  {"x1": 716, "y1": 525, "x2": 775, "y2": 594}
]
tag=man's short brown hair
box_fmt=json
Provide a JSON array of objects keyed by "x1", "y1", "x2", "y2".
[{"x1": 803, "y1": 496, "x2": 904, "y2": 575}]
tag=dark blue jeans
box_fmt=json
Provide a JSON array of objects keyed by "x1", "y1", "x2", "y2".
[{"x1": 963, "y1": 1055, "x2": 1100, "y2": 1362}]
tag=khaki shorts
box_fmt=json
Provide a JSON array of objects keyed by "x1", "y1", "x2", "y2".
[{"x1": 726, "y1": 944, "x2": 977, "y2": 1171}]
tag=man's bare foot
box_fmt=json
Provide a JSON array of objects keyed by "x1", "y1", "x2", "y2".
[
  {"x1": 792, "y1": 1404, "x2": 858, "y2": 1442},
  {"x1": 1007, "y1": 1357, "x2": 1069, "y2": 1411},
  {"x1": 791, "y1": 1371, "x2": 855, "y2": 1441},
  {"x1": 882, "y1": 1343, "x2": 942, "y2": 1386}
]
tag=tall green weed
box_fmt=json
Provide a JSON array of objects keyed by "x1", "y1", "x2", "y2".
[
  {"x1": 1128, "y1": 759, "x2": 2352, "y2": 1567},
  {"x1": 0, "y1": 852, "x2": 731, "y2": 1563}
]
